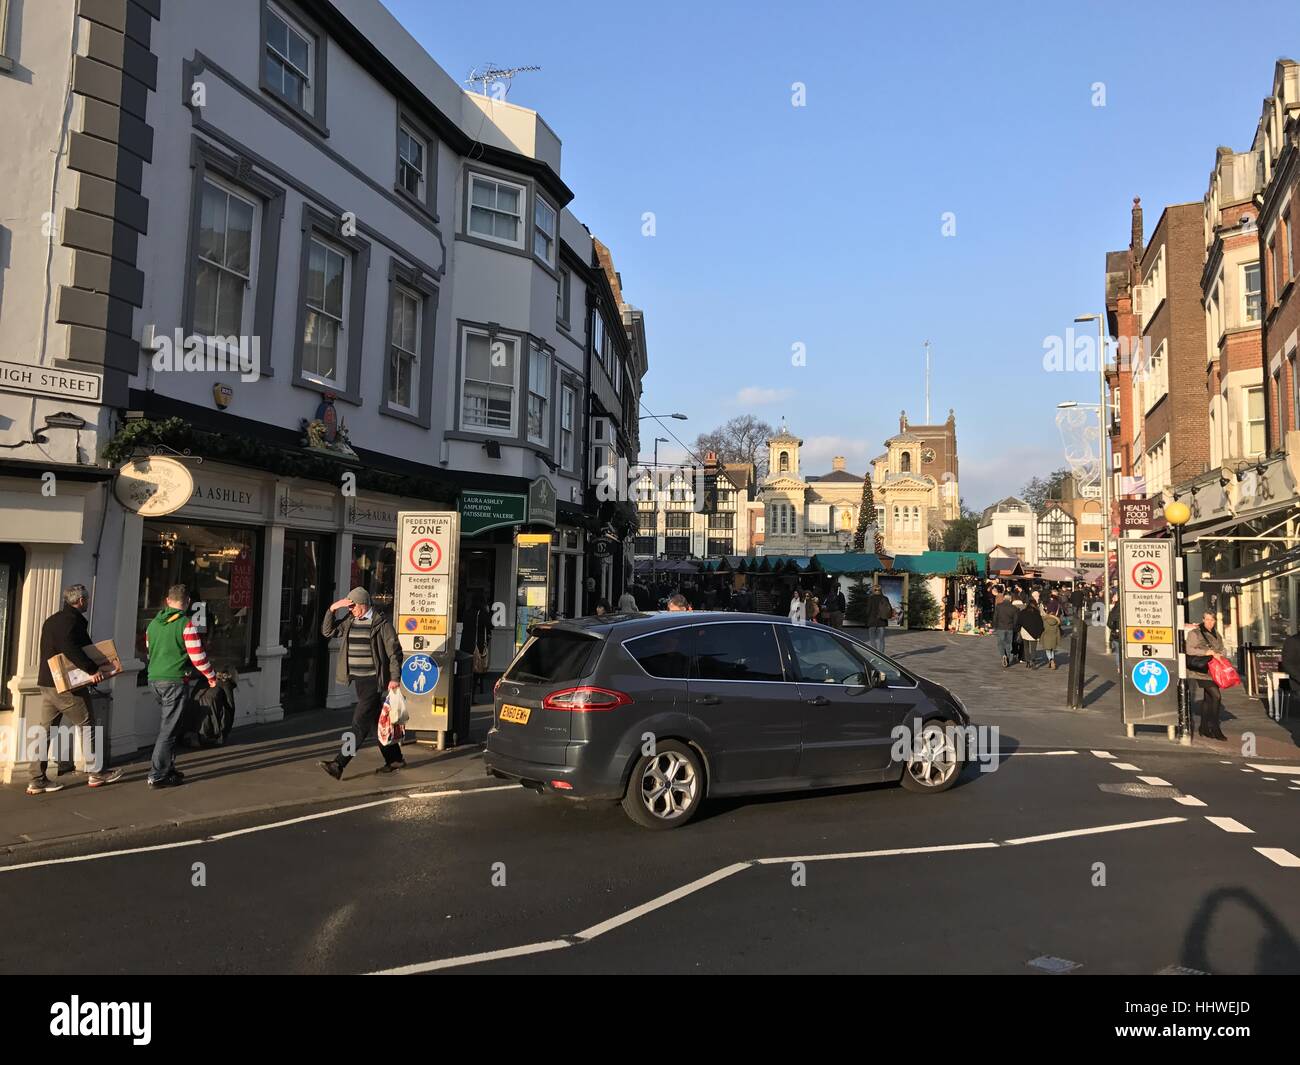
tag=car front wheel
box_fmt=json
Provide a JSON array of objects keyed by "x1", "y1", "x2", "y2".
[
  {"x1": 899, "y1": 719, "x2": 961, "y2": 793},
  {"x1": 621, "y1": 740, "x2": 703, "y2": 829}
]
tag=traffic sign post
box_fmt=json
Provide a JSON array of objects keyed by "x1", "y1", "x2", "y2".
[
  {"x1": 395, "y1": 511, "x2": 459, "y2": 746},
  {"x1": 1119, "y1": 539, "x2": 1179, "y2": 739}
]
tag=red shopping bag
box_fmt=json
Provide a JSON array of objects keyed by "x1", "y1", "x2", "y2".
[{"x1": 1208, "y1": 657, "x2": 1241, "y2": 690}]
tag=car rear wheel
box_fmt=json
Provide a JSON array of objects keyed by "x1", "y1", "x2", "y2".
[
  {"x1": 899, "y1": 718, "x2": 961, "y2": 793},
  {"x1": 621, "y1": 740, "x2": 703, "y2": 829}
]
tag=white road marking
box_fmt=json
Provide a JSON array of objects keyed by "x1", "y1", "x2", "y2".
[
  {"x1": 0, "y1": 786, "x2": 513, "y2": 873},
  {"x1": 1091, "y1": 751, "x2": 1115, "y2": 759},
  {"x1": 1006, "y1": 750, "x2": 1077, "y2": 756},
  {"x1": 1263, "y1": 777, "x2": 1278, "y2": 782},
  {"x1": 1003, "y1": 816, "x2": 1185, "y2": 847},
  {"x1": 373, "y1": 939, "x2": 572, "y2": 975},
  {"x1": 1219, "y1": 760, "x2": 1232, "y2": 764},
  {"x1": 575, "y1": 862, "x2": 751, "y2": 941},
  {"x1": 1205, "y1": 816, "x2": 1253, "y2": 834},
  {"x1": 1241, "y1": 769, "x2": 1256, "y2": 773},
  {"x1": 1246, "y1": 763, "x2": 1300, "y2": 776},
  {"x1": 406, "y1": 785, "x2": 520, "y2": 798},
  {"x1": 1111, "y1": 763, "x2": 1141, "y2": 771},
  {"x1": 1138, "y1": 776, "x2": 1171, "y2": 787},
  {"x1": 377, "y1": 816, "x2": 1190, "y2": 974},
  {"x1": 1254, "y1": 847, "x2": 1300, "y2": 868},
  {"x1": 1174, "y1": 796, "x2": 1207, "y2": 807},
  {"x1": 756, "y1": 842, "x2": 997, "y2": 864}
]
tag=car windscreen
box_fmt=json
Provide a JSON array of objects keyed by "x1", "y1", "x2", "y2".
[{"x1": 505, "y1": 630, "x2": 602, "y2": 685}]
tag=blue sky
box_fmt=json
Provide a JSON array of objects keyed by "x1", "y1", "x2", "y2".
[{"x1": 384, "y1": 0, "x2": 1295, "y2": 508}]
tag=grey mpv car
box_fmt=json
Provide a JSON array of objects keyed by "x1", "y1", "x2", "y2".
[{"x1": 484, "y1": 611, "x2": 972, "y2": 829}]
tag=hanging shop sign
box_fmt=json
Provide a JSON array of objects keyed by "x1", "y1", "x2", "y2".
[
  {"x1": 114, "y1": 456, "x2": 194, "y2": 517},
  {"x1": 460, "y1": 490, "x2": 527, "y2": 536},
  {"x1": 1119, "y1": 499, "x2": 1153, "y2": 531},
  {"x1": 395, "y1": 511, "x2": 459, "y2": 732},
  {"x1": 528, "y1": 476, "x2": 557, "y2": 528}
]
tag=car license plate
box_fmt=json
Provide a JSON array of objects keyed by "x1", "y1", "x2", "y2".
[{"x1": 499, "y1": 704, "x2": 531, "y2": 725}]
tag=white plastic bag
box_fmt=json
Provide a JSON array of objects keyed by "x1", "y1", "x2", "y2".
[{"x1": 385, "y1": 685, "x2": 408, "y2": 726}]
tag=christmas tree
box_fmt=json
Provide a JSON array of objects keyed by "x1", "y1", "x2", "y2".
[
  {"x1": 846, "y1": 577, "x2": 873, "y2": 625},
  {"x1": 853, "y1": 472, "x2": 878, "y2": 553}
]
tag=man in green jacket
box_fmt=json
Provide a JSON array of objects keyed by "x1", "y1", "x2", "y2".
[
  {"x1": 145, "y1": 584, "x2": 216, "y2": 787},
  {"x1": 318, "y1": 587, "x2": 404, "y2": 779}
]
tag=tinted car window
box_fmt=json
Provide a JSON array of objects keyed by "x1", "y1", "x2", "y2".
[
  {"x1": 786, "y1": 626, "x2": 869, "y2": 685},
  {"x1": 693, "y1": 623, "x2": 784, "y2": 682},
  {"x1": 838, "y1": 633, "x2": 905, "y2": 684},
  {"x1": 506, "y1": 631, "x2": 601, "y2": 684},
  {"x1": 625, "y1": 629, "x2": 693, "y2": 679}
]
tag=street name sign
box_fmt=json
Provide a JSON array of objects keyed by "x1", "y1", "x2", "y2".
[
  {"x1": 395, "y1": 511, "x2": 459, "y2": 732},
  {"x1": 1119, "y1": 539, "x2": 1178, "y2": 728}
]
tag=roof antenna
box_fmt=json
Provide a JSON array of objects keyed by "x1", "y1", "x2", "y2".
[{"x1": 465, "y1": 62, "x2": 542, "y2": 100}]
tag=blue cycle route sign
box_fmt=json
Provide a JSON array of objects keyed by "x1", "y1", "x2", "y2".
[
  {"x1": 401, "y1": 654, "x2": 439, "y2": 695},
  {"x1": 1130, "y1": 659, "x2": 1170, "y2": 696}
]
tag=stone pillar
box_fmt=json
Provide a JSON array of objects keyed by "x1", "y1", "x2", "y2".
[
  {"x1": 1, "y1": 546, "x2": 66, "y2": 783},
  {"x1": 109, "y1": 508, "x2": 148, "y2": 753},
  {"x1": 254, "y1": 523, "x2": 287, "y2": 723}
]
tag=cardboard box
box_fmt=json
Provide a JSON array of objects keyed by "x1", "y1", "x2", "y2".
[{"x1": 48, "y1": 640, "x2": 123, "y2": 693}]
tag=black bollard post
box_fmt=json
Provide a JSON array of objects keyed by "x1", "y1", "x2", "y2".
[{"x1": 1066, "y1": 605, "x2": 1089, "y2": 709}]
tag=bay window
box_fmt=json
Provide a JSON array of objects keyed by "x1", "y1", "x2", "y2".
[
  {"x1": 527, "y1": 343, "x2": 551, "y2": 446},
  {"x1": 468, "y1": 173, "x2": 525, "y2": 248},
  {"x1": 461, "y1": 329, "x2": 517, "y2": 434}
]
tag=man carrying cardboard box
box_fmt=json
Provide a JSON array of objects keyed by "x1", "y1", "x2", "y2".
[{"x1": 28, "y1": 585, "x2": 124, "y2": 795}]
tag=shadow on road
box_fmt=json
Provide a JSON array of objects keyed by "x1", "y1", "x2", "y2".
[
  {"x1": 1181, "y1": 887, "x2": 1300, "y2": 974},
  {"x1": 1082, "y1": 680, "x2": 1115, "y2": 707}
]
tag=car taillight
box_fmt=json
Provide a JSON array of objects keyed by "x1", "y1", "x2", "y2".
[{"x1": 541, "y1": 686, "x2": 633, "y2": 711}]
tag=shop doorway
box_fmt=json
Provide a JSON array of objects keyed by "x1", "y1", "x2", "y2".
[
  {"x1": 458, "y1": 546, "x2": 496, "y2": 639},
  {"x1": 281, "y1": 532, "x2": 333, "y2": 712}
]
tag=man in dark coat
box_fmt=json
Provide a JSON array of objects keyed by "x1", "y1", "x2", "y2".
[
  {"x1": 863, "y1": 586, "x2": 893, "y2": 652},
  {"x1": 319, "y1": 587, "x2": 404, "y2": 779},
  {"x1": 993, "y1": 592, "x2": 1020, "y2": 668},
  {"x1": 28, "y1": 585, "x2": 124, "y2": 794},
  {"x1": 1281, "y1": 628, "x2": 1300, "y2": 716}
]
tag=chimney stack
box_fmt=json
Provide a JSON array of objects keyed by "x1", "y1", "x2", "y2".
[{"x1": 1130, "y1": 196, "x2": 1144, "y2": 261}]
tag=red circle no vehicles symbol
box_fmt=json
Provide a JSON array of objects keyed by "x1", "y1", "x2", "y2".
[
  {"x1": 1130, "y1": 560, "x2": 1163, "y2": 590},
  {"x1": 408, "y1": 537, "x2": 442, "y2": 572}
]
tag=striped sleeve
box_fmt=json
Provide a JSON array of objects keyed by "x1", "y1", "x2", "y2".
[{"x1": 182, "y1": 619, "x2": 216, "y2": 682}]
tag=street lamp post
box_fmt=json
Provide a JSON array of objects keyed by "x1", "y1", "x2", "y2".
[
  {"x1": 1073, "y1": 313, "x2": 1112, "y2": 618},
  {"x1": 653, "y1": 437, "x2": 669, "y2": 559},
  {"x1": 1165, "y1": 500, "x2": 1192, "y2": 745}
]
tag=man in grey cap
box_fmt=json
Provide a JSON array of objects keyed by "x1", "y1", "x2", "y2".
[{"x1": 318, "y1": 586, "x2": 404, "y2": 779}]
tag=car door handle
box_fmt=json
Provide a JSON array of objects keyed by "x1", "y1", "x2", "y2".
[
  {"x1": 694, "y1": 695, "x2": 721, "y2": 706},
  {"x1": 804, "y1": 695, "x2": 830, "y2": 706}
]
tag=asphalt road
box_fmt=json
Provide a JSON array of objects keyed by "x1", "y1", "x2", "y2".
[{"x1": 3, "y1": 732, "x2": 1299, "y2": 974}]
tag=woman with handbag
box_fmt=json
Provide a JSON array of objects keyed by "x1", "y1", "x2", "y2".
[
  {"x1": 1017, "y1": 598, "x2": 1045, "y2": 669},
  {"x1": 1185, "y1": 611, "x2": 1230, "y2": 740}
]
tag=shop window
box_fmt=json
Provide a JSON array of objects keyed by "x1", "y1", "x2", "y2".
[
  {"x1": 139, "y1": 523, "x2": 259, "y2": 672},
  {"x1": 351, "y1": 539, "x2": 397, "y2": 613}
]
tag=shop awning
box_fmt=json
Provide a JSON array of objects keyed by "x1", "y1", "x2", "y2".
[{"x1": 1200, "y1": 543, "x2": 1300, "y2": 589}]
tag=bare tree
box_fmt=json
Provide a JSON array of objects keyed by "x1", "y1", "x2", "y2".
[{"x1": 693, "y1": 415, "x2": 774, "y2": 477}]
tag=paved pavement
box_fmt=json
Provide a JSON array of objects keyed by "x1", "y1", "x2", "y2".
[
  {"x1": 2, "y1": 622, "x2": 1298, "y2": 974},
  {"x1": 0, "y1": 702, "x2": 499, "y2": 854}
]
